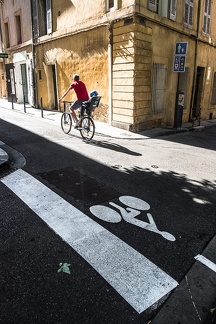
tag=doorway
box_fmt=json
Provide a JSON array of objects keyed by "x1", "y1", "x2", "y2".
[
  {"x1": 5, "y1": 63, "x2": 16, "y2": 102},
  {"x1": 46, "y1": 64, "x2": 58, "y2": 110},
  {"x1": 21, "y1": 63, "x2": 28, "y2": 103},
  {"x1": 192, "y1": 66, "x2": 205, "y2": 119}
]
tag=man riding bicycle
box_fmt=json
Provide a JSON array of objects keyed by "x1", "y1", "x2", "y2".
[{"x1": 59, "y1": 74, "x2": 89, "y2": 128}]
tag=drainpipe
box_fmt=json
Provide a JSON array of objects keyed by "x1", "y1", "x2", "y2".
[
  {"x1": 189, "y1": 0, "x2": 201, "y2": 121},
  {"x1": 108, "y1": 22, "x2": 114, "y2": 125},
  {"x1": 0, "y1": 3, "x2": 6, "y2": 97},
  {"x1": 30, "y1": 0, "x2": 38, "y2": 108}
]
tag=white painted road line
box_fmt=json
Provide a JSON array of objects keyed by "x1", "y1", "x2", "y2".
[
  {"x1": 1, "y1": 169, "x2": 178, "y2": 313},
  {"x1": 195, "y1": 254, "x2": 216, "y2": 273}
]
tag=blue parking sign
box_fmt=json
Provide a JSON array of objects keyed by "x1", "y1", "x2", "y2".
[{"x1": 175, "y1": 42, "x2": 188, "y2": 55}]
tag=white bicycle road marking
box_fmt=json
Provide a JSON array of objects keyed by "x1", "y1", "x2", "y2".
[
  {"x1": 119, "y1": 196, "x2": 151, "y2": 210},
  {"x1": 90, "y1": 196, "x2": 176, "y2": 241},
  {"x1": 1, "y1": 169, "x2": 178, "y2": 313}
]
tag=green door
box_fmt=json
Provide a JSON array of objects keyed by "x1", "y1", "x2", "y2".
[{"x1": 21, "y1": 63, "x2": 28, "y2": 102}]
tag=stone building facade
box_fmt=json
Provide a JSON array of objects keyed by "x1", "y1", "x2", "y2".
[
  {"x1": 0, "y1": 0, "x2": 216, "y2": 131},
  {"x1": 0, "y1": 0, "x2": 33, "y2": 105}
]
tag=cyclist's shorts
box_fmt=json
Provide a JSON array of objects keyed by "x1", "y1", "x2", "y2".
[{"x1": 70, "y1": 100, "x2": 87, "y2": 110}]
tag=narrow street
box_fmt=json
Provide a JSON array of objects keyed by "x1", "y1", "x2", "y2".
[{"x1": 0, "y1": 106, "x2": 216, "y2": 323}]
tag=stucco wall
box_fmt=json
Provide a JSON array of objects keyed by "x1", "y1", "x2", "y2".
[{"x1": 36, "y1": 26, "x2": 109, "y2": 122}]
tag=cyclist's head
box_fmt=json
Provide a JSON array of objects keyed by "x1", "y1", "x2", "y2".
[{"x1": 73, "y1": 74, "x2": 79, "y2": 81}]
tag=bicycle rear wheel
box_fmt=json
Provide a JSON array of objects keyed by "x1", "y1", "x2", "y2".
[
  {"x1": 80, "y1": 116, "x2": 95, "y2": 141},
  {"x1": 61, "y1": 112, "x2": 72, "y2": 134}
]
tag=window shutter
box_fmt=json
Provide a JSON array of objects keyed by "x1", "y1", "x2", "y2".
[
  {"x1": 207, "y1": 0, "x2": 211, "y2": 34},
  {"x1": 184, "y1": 0, "x2": 193, "y2": 28},
  {"x1": 32, "y1": 0, "x2": 39, "y2": 38},
  {"x1": 46, "y1": 0, "x2": 52, "y2": 34},
  {"x1": 203, "y1": 0, "x2": 207, "y2": 32},
  {"x1": 188, "y1": 0, "x2": 193, "y2": 27},
  {"x1": 169, "y1": 0, "x2": 177, "y2": 21},
  {"x1": 184, "y1": 0, "x2": 189, "y2": 24},
  {"x1": 148, "y1": 0, "x2": 157, "y2": 12},
  {"x1": 152, "y1": 63, "x2": 167, "y2": 113},
  {"x1": 203, "y1": 0, "x2": 211, "y2": 34}
]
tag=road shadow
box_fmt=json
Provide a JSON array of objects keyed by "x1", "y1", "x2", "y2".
[
  {"x1": 87, "y1": 139, "x2": 142, "y2": 156},
  {"x1": 150, "y1": 126, "x2": 216, "y2": 152}
]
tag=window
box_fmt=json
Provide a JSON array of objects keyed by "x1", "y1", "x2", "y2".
[
  {"x1": 38, "y1": 69, "x2": 42, "y2": 81},
  {"x1": 32, "y1": 0, "x2": 39, "y2": 38},
  {"x1": 4, "y1": 22, "x2": 10, "y2": 48},
  {"x1": 203, "y1": 0, "x2": 211, "y2": 35},
  {"x1": 211, "y1": 72, "x2": 216, "y2": 104},
  {"x1": 46, "y1": 0, "x2": 52, "y2": 34},
  {"x1": 108, "y1": 0, "x2": 114, "y2": 9},
  {"x1": 152, "y1": 63, "x2": 167, "y2": 113},
  {"x1": 106, "y1": 0, "x2": 118, "y2": 11},
  {"x1": 169, "y1": 0, "x2": 177, "y2": 21},
  {"x1": 147, "y1": 0, "x2": 177, "y2": 21},
  {"x1": 148, "y1": 0, "x2": 157, "y2": 12},
  {"x1": 32, "y1": 0, "x2": 52, "y2": 38},
  {"x1": 15, "y1": 14, "x2": 22, "y2": 44},
  {"x1": 184, "y1": 0, "x2": 193, "y2": 28}
]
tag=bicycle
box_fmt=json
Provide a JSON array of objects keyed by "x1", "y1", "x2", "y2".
[{"x1": 61, "y1": 96, "x2": 101, "y2": 141}]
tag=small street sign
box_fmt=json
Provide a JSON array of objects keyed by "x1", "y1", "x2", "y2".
[
  {"x1": 0, "y1": 53, "x2": 9, "y2": 58},
  {"x1": 173, "y1": 55, "x2": 186, "y2": 72},
  {"x1": 175, "y1": 42, "x2": 188, "y2": 55},
  {"x1": 179, "y1": 56, "x2": 186, "y2": 72}
]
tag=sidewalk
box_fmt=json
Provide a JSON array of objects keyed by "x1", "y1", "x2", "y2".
[{"x1": 1, "y1": 98, "x2": 216, "y2": 169}]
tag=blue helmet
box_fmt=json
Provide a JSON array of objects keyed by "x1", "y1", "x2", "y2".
[{"x1": 90, "y1": 90, "x2": 98, "y2": 97}]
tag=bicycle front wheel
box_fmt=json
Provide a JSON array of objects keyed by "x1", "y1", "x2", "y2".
[
  {"x1": 80, "y1": 116, "x2": 95, "y2": 141},
  {"x1": 61, "y1": 112, "x2": 72, "y2": 134}
]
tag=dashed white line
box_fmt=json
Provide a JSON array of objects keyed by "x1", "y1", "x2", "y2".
[{"x1": 1, "y1": 169, "x2": 178, "y2": 313}]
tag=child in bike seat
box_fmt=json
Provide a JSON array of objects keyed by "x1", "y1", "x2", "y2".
[{"x1": 80, "y1": 90, "x2": 99, "y2": 117}]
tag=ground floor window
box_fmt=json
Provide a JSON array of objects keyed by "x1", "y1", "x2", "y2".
[{"x1": 152, "y1": 63, "x2": 167, "y2": 113}]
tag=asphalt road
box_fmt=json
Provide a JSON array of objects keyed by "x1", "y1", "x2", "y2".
[{"x1": 0, "y1": 107, "x2": 216, "y2": 323}]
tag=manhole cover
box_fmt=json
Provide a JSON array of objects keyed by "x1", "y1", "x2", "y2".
[{"x1": 39, "y1": 167, "x2": 120, "y2": 206}]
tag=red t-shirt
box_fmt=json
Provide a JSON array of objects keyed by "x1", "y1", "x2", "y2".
[{"x1": 70, "y1": 81, "x2": 89, "y2": 100}]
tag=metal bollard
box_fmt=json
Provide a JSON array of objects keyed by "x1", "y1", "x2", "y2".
[
  {"x1": 11, "y1": 94, "x2": 14, "y2": 110},
  {"x1": 23, "y1": 95, "x2": 26, "y2": 113},
  {"x1": 40, "y1": 97, "x2": 43, "y2": 118}
]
